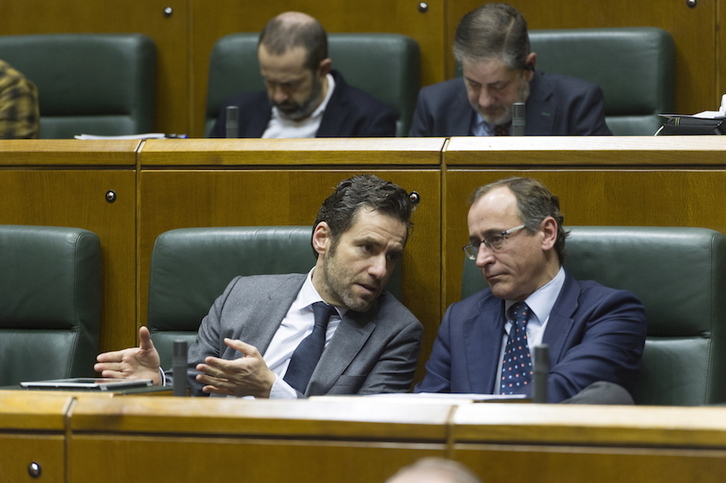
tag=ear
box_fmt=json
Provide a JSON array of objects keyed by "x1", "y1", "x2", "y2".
[
  {"x1": 318, "y1": 58, "x2": 332, "y2": 77},
  {"x1": 540, "y1": 216, "x2": 558, "y2": 252},
  {"x1": 312, "y1": 222, "x2": 332, "y2": 257},
  {"x1": 524, "y1": 52, "x2": 537, "y2": 81}
]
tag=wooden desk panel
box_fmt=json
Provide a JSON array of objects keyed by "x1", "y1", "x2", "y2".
[
  {"x1": 451, "y1": 403, "x2": 726, "y2": 483},
  {"x1": 68, "y1": 397, "x2": 450, "y2": 482}
]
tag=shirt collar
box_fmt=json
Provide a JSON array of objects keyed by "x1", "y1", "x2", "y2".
[
  {"x1": 292, "y1": 268, "x2": 346, "y2": 318},
  {"x1": 504, "y1": 266, "x2": 565, "y2": 325}
]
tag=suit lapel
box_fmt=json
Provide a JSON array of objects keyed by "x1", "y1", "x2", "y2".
[
  {"x1": 306, "y1": 305, "x2": 375, "y2": 395},
  {"x1": 525, "y1": 71, "x2": 556, "y2": 135},
  {"x1": 464, "y1": 295, "x2": 505, "y2": 393},
  {"x1": 542, "y1": 273, "x2": 579, "y2": 361}
]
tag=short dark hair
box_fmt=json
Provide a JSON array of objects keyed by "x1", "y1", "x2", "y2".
[
  {"x1": 312, "y1": 175, "x2": 415, "y2": 258},
  {"x1": 454, "y1": 3, "x2": 530, "y2": 70},
  {"x1": 469, "y1": 177, "x2": 568, "y2": 263},
  {"x1": 258, "y1": 13, "x2": 328, "y2": 71}
]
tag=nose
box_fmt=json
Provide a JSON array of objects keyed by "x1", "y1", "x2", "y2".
[
  {"x1": 368, "y1": 254, "x2": 388, "y2": 280},
  {"x1": 478, "y1": 87, "x2": 496, "y2": 110},
  {"x1": 270, "y1": 85, "x2": 288, "y2": 104},
  {"x1": 475, "y1": 243, "x2": 496, "y2": 267}
]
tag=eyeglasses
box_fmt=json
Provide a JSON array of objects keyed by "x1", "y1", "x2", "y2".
[{"x1": 462, "y1": 224, "x2": 526, "y2": 260}]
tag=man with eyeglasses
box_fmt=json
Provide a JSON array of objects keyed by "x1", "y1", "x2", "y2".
[{"x1": 416, "y1": 177, "x2": 647, "y2": 403}]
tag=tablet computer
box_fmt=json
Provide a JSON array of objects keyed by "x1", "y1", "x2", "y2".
[{"x1": 20, "y1": 377, "x2": 153, "y2": 391}]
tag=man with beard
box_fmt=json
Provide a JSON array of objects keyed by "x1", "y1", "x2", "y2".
[
  {"x1": 209, "y1": 12, "x2": 396, "y2": 138},
  {"x1": 96, "y1": 175, "x2": 423, "y2": 398},
  {"x1": 408, "y1": 3, "x2": 612, "y2": 137}
]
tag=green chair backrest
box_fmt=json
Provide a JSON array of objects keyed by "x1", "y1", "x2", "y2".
[
  {"x1": 0, "y1": 34, "x2": 157, "y2": 138},
  {"x1": 0, "y1": 225, "x2": 102, "y2": 385}
]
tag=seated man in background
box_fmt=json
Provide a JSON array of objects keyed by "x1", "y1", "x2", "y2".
[
  {"x1": 416, "y1": 177, "x2": 646, "y2": 404},
  {"x1": 96, "y1": 174, "x2": 423, "y2": 398},
  {"x1": 209, "y1": 11, "x2": 396, "y2": 138},
  {"x1": 0, "y1": 59, "x2": 39, "y2": 139},
  {"x1": 409, "y1": 3, "x2": 612, "y2": 137}
]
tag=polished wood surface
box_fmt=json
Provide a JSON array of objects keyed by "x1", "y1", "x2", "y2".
[{"x1": 3, "y1": 391, "x2": 726, "y2": 483}]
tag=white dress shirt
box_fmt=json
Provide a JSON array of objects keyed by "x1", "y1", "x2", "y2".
[{"x1": 262, "y1": 73, "x2": 336, "y2": 139}]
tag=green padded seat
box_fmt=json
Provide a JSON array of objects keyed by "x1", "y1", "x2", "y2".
[
  {"x1": 205, "y1": 33, "x2": 420, "y2": 137},
  {"x1": 0, "y1": 225, "x2": 102, "y2": 386},
  {"x1": 147, "y1": 226, "x2": 403, "y2": 368},
  {"x1": 0, "y1": 34, "x2": 157, "y2": 138},
  {"x1": 529, "y1": 27, "x2": 675, "y2": 135},
  {"x1": 462, "y1": 226, "x2": 726, "y2": 406}
]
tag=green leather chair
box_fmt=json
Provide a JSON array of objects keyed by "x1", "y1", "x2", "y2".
[
  {"x1": 0, "y1": 34, "x2": 157, "y2": 138},
  {"x1": 147, "y1": 226, "x2": 403, "y2": 368},
  {"x1": 0, "y1": 225, "x2": 102, "y2": 386},
  {"x1": 529, "y1": 27, "x2": 675, "y2": 136},
  {"x1": 462, "y1": 226, "x2": 726, "y2": 406},
  {"x1": 205, "y1": 33, "x2": 420, "y2": 137}
]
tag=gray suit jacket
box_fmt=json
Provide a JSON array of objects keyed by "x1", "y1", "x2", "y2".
[{"x1": 184, "y1": 273, "x2": 423, "y2": 397}]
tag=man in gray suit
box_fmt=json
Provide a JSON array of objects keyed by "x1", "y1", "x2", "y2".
[{"x1": 96, "y1": 175, "x2": 423, "y2": 398}]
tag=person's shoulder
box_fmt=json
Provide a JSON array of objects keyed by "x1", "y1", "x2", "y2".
[
  {"x1": 220, "y1": 90, "x2": 269, "y2": 109},
  {"x1": 375, "y1": 291, "x2": 422, "y2": 327},
  {"x1": 536, "y1": 70, "x2": 602, "y2": 96},
  {"x1": 566, "y1": 274, "x2": 644, "y2": 308},
  {"x1": 332, "y1": 70, "x2": 392, "y2": 111},
  {"x1": 225, "y1": 273, "x2": 306, "y2": 292},
  {"x1": 419, "y1": 77, "x2": 465, "y2": 97}
]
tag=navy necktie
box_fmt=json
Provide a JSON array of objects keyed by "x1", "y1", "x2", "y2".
[
  {"x1": 500, "y1": 301, "x2": 533, "y2": 395},
  {"x1": 283, "y1": 301, "x2": 334, "y2": 393}
]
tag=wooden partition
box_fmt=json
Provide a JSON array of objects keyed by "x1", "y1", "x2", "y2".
[
  {"x1": 442, "y1": 136, "x2": 726, "y2": 308},
  {"x1": 67, "y1": 396, "x2": 451, "y2": 482},
  {"x1": 451, "y1": 403, "x2": 726, "y2": 483},
  {"x1": 137, "y1": 138, "x2": 445, "y2": 381},
  {"x1": 0, "y1": 140, "x2": 139, "y2": 352}
]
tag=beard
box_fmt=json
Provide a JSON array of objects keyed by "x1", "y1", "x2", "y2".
[
  {"x1": 477, "y1": 75, "x2": 531, "y2": 127},
  {"x1": 319, "y1": 244, "x2": 381, "y2": 313},
  {"x1": 274, "y1": 76, "x2": 324, "y2": 121}
]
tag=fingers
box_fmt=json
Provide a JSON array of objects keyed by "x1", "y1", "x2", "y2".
[
  {"x1": 139, "y1": 326, "x2": 155, "y2": 351},
  {"x1": 224, "y1": 338, "x2": 260, "y2": 357}
]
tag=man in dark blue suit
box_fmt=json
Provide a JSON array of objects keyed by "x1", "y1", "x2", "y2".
[
  {"x1": 409, "y1": 3, "x2": 612, "y2": 137},
  {"x1": 210, "y1": 12, "x2": 395, "y2": 139},
  {"x1": 416, "y1": 177, "x2": 647, "y2": 403}
]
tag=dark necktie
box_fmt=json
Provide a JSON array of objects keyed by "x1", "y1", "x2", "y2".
[
  {"x1": 500, "y1": 301, "x2": 533, "y2": 395},
  {"x1": 283, "y1": 301, "x2": 334, "y2": 393},
  {"x1": 494, "y1": 122, "x2": 511, "y2": 136}
]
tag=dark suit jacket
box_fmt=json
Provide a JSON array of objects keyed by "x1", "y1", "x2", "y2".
[
  {"x1": 209, "y1": 70, "x2": 396, "y2": 138},
  {"x1": 415, "y1": 271, "x2": 647, "y2": 402},
  {"x1": 408, "y1": 70, "x2": 612, "y2": 136},
  {"x1": 185, "y1": 273, "x2": 423, "y2": 397}
]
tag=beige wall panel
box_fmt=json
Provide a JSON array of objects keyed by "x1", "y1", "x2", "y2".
[
  {"x1": 447, "y1": 0, "x2": 717, "y2": 114},
  {"x1": 189, "y1": 0, "x2": 446, "y2": 137},
  {"x1": 0, "y1": 0, "x2": 192, "y2": 135},
  {"x1": 138, "y1": 168, "x2": 441, "y2": 382}
]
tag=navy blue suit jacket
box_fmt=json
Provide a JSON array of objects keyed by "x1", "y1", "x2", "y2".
[
  {"x1": 415, "y1": 271, "x2": 646, "y2": 402},
  {"x1": 408, "y1": 70, "x2": 612, "y2": 136},
  {"x1": 210, "y1": 70, "x2": 396, "y2": 138}
]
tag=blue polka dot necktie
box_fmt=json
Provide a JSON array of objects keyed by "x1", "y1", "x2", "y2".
[
  {"x1": 500, "y1": 301, "x2": 533, "y2": 395},
  {"x1": 283, "y1": 301, "x2": 334, "y2": 393}
]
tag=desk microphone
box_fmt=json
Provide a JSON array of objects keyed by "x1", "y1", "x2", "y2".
[
  {"x1": 512, "y1": 102, "x2": 526, "y2": 136},
  {"x1": 225, "y1": 105, "x2": 239, "y2": 138},
  {"x1": 173, "y1": 340, "x2": 188, "y2": 397},
  {"x1": 533, "y1": 344, "x2": 549, "y2": 403}
]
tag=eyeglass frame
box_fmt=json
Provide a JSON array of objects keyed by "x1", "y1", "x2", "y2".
[{"x1": 462, "y1": 224, "x2": 527, "y2": 260}]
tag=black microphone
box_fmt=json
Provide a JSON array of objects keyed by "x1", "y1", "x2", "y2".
[
  {"x1": 225, "y1": 105, "x2": 239, "y2": 138},
  {"x1": 512, "y1": 102, "x2": 526, "y2": 136},
  {"x1": 172, "y1": 340, "x2": 188, "y2": 397},
  {"x1": 533, "y1": 344, "x2": 549, "y2": 403}
]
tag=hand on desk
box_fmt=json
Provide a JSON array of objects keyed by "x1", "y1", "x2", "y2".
[
  {"x1": 195, "y1": 338, "x2": 276, "y2": 398},
  {"x1": 94, "y1": 326, "x2": 163, "y2": 386}
]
